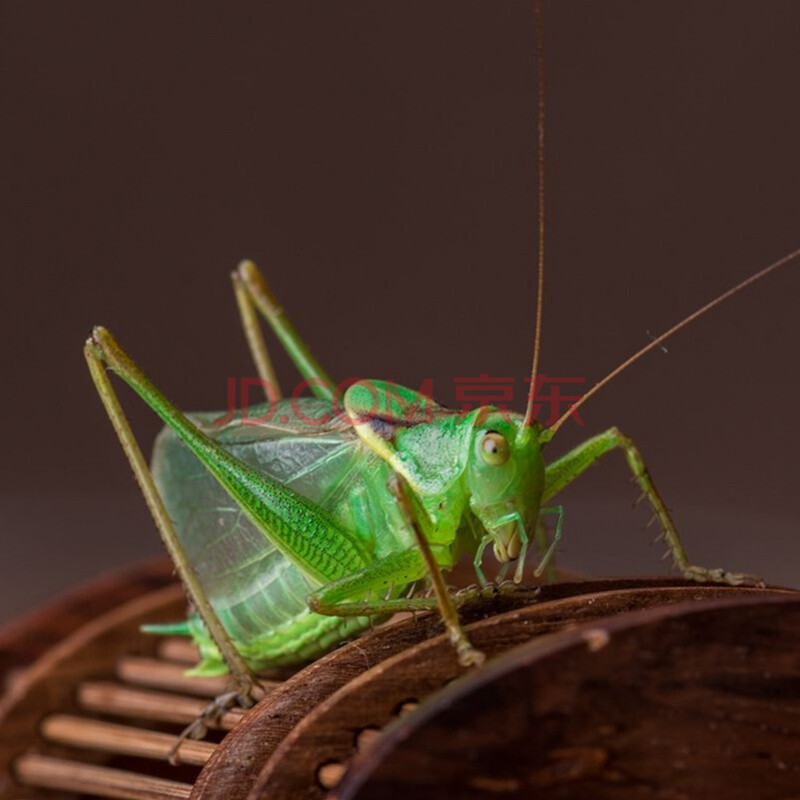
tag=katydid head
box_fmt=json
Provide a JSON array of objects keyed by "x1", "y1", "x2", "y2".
[
  {"x1": 346, "y1": 381, "x2": 546, "y2": 566},
  {"x1": 465, "y1": 412, "x2": 545, "y2": 565}
]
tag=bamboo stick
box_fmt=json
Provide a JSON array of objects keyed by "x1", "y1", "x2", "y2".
[
  {"x1": 78, "y1": 681, "x2": 244, "y2": 730},
  {"x1": 116, "y1": 657, "x2": 230, "y2": 696},
  {"x1": 116, "y1": 657, "x2": 280, "y2": 697},
  {"x1": 41, "y1": 714, "x2": 215, "y2": 767},
  {"x1": 156, "y1": 638, "x2": 199, "y2": 664},
  {"x1": 15, "y1": 754, "x2": 192, "y2": 800}
]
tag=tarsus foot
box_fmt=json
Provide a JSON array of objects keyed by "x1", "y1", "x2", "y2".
[
  {"x1": 168, "y1": 683, "x2": 265, "y2": 765},
  {"x1": 682, "y1": 564, "x2": 765, "y2": 588},
  {"x1": 456, "y1": 639, "x2": 486, "y2": 668}
]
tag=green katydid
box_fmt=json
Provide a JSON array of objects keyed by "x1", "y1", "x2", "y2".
[
  {"x1": 84, "y1": 241, "x2": 799, "y2": 697},
  {"x1": 83, "y1": 1, "x2": 800, "y2": 703}
]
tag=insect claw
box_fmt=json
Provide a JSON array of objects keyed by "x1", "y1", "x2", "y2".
[
  {"x1": 169, "y1": 688, "x2": 244, "y2": 764},
  {"x1": 682, "y1": 565, "x2": 766, "y2": 588},
  {"x1": 456, "y1": 640, "x2": 486, "y2": 669},
  {"x1": 169, "y1": 719, "x2": 207, "y2": 762},
  {"x1": 191, "y1": 723, "x2": 208, "y2": 740}
]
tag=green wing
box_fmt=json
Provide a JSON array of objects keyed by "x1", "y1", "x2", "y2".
[{"x1": 151, "y1": 398, "x2": 410, "y2": 646}]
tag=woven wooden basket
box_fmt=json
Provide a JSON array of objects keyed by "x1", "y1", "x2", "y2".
[{"x1": 1, "y1": 560, "x2": 797, "y2": 799}]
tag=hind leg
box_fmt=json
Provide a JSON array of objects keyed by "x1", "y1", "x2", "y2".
[
  {"x1": 233, "y1": 260, "x2": 334, "y2": 400},
  {"x1": 85, "y1": 331, "x2": 261, "y2": 699}
]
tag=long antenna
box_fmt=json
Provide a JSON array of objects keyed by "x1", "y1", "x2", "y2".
[
  {"x1": 523, "y1": 0, "x2": 547, "y2": 427},
  {"x1": 546, "y1": 246, "x2": 800, "y2": 436}
]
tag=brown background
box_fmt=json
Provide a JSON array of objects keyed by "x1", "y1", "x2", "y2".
[{"x1": 1, "y1": 1, "x2": 799, "y2": 624}]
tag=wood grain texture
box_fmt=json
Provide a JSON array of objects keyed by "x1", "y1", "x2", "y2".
[
  {"x1": 15, "y1": 755, "x2": 192, "y2": 800},
  {"x1": 40, "y1": 715, "x2": 215, "y2": 767},
  {"x1": 1, "y1": 568, "x2": 796, "y2": 800},
  {"x1": 334, "y1": 594, "x2": 800, "y2": 799},
  {"x1": 187, "y1": 578, "x2": 789, "y2": 800},
  {"x1": 0, "y1": 560, "x2": 174, "y2": 690},
  {"x1": 77, "y1": 682, "x2": 244, "y2": 730},
  {"x1": 0, "y1": 581, "x2": 188, "y2": 799},
  {"x1": 249, "y1": 583, "x2": 790, "y2": 800}
]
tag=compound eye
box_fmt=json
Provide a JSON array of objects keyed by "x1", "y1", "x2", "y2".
[{"x1": 480, "y1": 431, "x2": 510, "y2": 466}]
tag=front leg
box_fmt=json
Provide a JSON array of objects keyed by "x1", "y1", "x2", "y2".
[
  {"x1": 534, "y1": 505, "x2": 564, "y2": 579},
  {"x1": 543, "y1": 427, "x2": 762, "y2": 586}
]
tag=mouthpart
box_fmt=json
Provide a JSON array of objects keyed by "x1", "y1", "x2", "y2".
[{"x1": 492, "y1": 525, "x2": 522, "y2": 563}]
